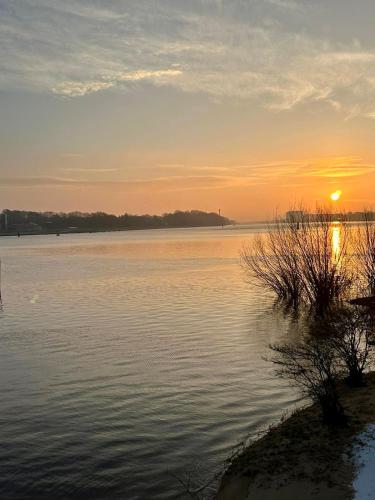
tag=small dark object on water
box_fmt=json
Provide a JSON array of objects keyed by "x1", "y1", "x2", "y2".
[{"x1": 349, "y1": 296, "x2": 375, "y2": 307}]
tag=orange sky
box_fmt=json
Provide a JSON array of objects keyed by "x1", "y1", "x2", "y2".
[{"x1": 1, "y1": 1, "x2": 374, "y2": 220}]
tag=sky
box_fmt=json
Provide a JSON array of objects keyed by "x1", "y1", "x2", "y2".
[{"x1": 0, "y1": 0, "x2": 374, "y2": 221}]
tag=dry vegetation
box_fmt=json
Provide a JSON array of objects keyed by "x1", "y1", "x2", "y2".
[
  {"x1": 322, "y1": 307, "x2": 375, "y2": 387},
  {"x1": 241, "y1": 207, "x2": 375, "y2": 312},
  {"x1": 216, "y1": 212, "x2": 375, "y2": 499},
  {"x1": 269, "y1": 337, "x2": 345, "y2": 425},
  {"x1": 354, "y1": 212, "x2": 375, "y2": 294}
]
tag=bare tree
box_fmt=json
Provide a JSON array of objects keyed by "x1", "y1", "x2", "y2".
[
  {"x1": 354, "y1": 212, "x2": 375, "y2": 294},
  {"x1": 269, "y1": 337, "x2": 346, "y2": 425},
  {"x1": 294, "y1": 210, "x2": 352, "y2": 312},
  {"x1": 241, "y1": 219, "x2": 303, "y2": 307},
  {"x1": 241, "y1": 207, "x2": 352, "y2": 312},
  {"x1": 323, "y1": 306, "x2": 375, "y2": 387}
]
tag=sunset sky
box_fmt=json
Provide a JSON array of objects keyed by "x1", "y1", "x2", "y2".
[{"x1": 1, "y1": 0, "x2": 374, "y2": 220}]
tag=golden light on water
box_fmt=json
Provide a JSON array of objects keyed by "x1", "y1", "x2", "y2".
[
  {"x1": 330, "y1": 190, "x2": 342, "y2": 264},
  {"x1": 332, "y1": 224, "x2": 341, "y2": 264},
  {"x1": 330, "y1": 190, "x2": 342, "y2": 202}
]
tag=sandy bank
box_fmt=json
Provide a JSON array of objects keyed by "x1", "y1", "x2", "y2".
[{"x1": 217, "y1": 372, "x2": 375, "y2": 500}]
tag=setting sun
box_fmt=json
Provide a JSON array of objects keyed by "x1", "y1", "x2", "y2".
[{"x1": 330, "y1": 190, "x2": 342, "y2": 202}]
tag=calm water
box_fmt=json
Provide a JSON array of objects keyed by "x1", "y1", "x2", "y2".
[{"x1": 0, "y1": 226, "x2": 300, "y2": 499}]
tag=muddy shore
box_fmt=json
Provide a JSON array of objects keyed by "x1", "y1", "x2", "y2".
[{"x1": 217, "y1": 372, "x2": 375, "y2": 500}]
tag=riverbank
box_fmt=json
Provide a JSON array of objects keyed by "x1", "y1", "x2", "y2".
[
  {"x1": 0, "y1": 224, "x2": 233, "y2": 238},
  {"x1": 217, "y1": 372, "x2": 375, "y2": 500}
]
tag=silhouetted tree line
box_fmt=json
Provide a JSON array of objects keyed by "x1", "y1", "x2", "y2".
[{"x1": 0, "y1": 209, "x2": 232, "y2": 234}]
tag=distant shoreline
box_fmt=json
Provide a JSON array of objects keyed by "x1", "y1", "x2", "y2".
[
  {"x1": 0, "y1": 223, "x2": 234, "y2": 237},
  {"x1": 0, "y1": 209, "x2": 233, "y2": 236},
  {"x1": 217, "y1": 372, "x2": 375, "y2": 500}
]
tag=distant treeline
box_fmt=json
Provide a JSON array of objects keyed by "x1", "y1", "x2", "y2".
[
  {"x1": 285, "y1": 210, "x2": 375, "y2": 223},
  {"x1": 0, "y1": 209, "x2": 232, "y2": 234}
]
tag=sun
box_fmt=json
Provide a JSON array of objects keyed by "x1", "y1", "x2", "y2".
[{"x1": 330, "y1": 190, "x2": 342, "y2": 202}]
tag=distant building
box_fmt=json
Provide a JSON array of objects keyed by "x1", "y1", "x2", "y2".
[
  {"x1": 284, "y1": 211, "x2": 375, "y2": 223},
  {"x1": 0, "y1": 210, "x2": 44, "y2": 234},
  {"x1": 11, "y1": 222, "x2": 43, "y2": 234},
  {"x1": 0, "y1": 211, "x2": 8, "y2": 232},
  {"x1": 346, "y1": 212, "x2": 375, "y2": 222},
  {"x1": 285, "y1": 210, "x2": 305, "y2": 223}
]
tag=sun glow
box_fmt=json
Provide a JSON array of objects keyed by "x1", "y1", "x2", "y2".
[{"x1": 330, "y1": 190, "x2": 342, "y2": 202}]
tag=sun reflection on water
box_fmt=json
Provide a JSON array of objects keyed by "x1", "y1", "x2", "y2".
[{"x1": 332, "y1": 223, "x2": 341, "y2": 265}]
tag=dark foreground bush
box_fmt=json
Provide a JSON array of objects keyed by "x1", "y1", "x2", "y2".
[
  {"x1": 269, "y1": 337, "x2": 346, "y2": 425},
  {"x1": 320, "y1": 306, "x2": 375, "y2": 387}
]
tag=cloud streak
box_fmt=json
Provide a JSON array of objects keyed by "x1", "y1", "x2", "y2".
[
  {"x1": 52, "y1": 69, "x2": 183, "y2": 97},
  {"x1": 0, "y1": 175, "x2": 247, "y2": 192},
  {"x1": 2, "y1": 157, "x2": 373, "y2": 194},
  {"x1": 0, "y1": 1, "x2": 375, "y2": 116}
]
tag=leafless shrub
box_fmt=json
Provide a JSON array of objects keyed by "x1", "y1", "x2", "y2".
[
  {"x1": 354, "y1": 212, "x2": 375, "y2": 294},
  {"x1": 241, "y1": 220, "x2": 303, "y2": 307},
  {"x1": 295, "y1": 211, "x2": 352, "y2": 311},
  {"x1": 269, "y1": 337, "x2": 346, "y2": 425},
  {"x1": 241, "y1": 207, "x2": 352, "y2": 312},
  {"x1": 319, "y1": 306, "x2": 375, "y2": 387}
]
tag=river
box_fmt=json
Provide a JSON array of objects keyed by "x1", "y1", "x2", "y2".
[{"x1": 0, "y1": 226, "x2": 300, "y2": 499}]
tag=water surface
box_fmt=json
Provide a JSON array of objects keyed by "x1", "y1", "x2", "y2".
[{"x1": 0, "y1": 226, "x2": 300, "y2": 499}]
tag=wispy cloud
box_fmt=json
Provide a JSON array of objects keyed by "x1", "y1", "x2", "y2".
[
  {"x1": 154, "y1": 157, "x2": 375, "y2": 183},
  {"x1": 52, "y1": 69, "x2": 183, "y2": 97},
  {"x1": 1, "y1": 1, "x2": 375, "y2": 116},
  {"x1": 299, "y1": 157, "x2": 375, "y2": 179},
  {"x1": 52, "y1": 81, "x2": 114, "y2": 97},
  {"x1": 263, "y1": 0, "x2": 299, "y2": 10},
  {"x1": 61, "y1": 167, "x2": 120, "y2": 173},
  {"x1": 60, "y1": 153, "x2": 84, "y2": 159},
  {"x1": 0, "y1": 175, "x2": 245, "y2": 192},
  {"x1": 2, "y1": 157, "x2": 373, "y2": 194}
]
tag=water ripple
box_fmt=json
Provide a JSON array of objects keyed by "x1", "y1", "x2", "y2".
[{"x1": 0, "y1": 227, "x2": 300, "y2": 499}]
